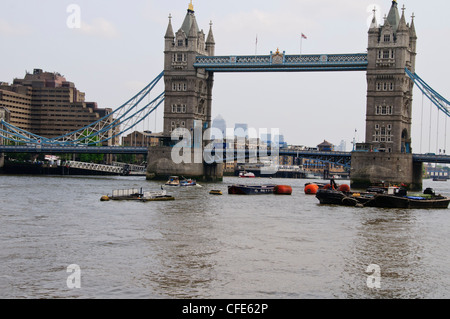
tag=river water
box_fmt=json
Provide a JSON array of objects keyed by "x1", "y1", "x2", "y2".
[{"x1": 0, "y1": 174, "x2": 449, "y2": 299}]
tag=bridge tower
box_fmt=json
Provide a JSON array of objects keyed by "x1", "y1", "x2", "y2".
[
  {"x1": 351, "y1": 0, "x2": 422, "y2": 190},
  {"x1": 147, "y1": 1, "x2": 223, "y2": 181}
]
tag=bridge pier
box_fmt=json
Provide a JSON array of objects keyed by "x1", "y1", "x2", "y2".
[
  {"x1": 146, "y1": 146, "x2": 223, "y2": 182},
  {"x1": 350, "y1": 152, "x2": 422, "y2": 191}
]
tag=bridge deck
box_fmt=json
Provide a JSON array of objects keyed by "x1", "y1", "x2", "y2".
[
  {"x1": 194, "y1": 53, "x2": 368, "y2": 72},
  {"x1": 2, "y1": 145, "x2": 450, "y2": 165}
]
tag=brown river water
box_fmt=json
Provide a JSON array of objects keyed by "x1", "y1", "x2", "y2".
[{"x1": 1, "y1": 174, "x2": 449, "y2": 299}]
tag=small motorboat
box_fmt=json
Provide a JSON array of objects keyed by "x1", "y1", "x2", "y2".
[
  {"x1": 180, "y1": 178, "x2": 197, "y2": 186},
  {"x1": 165, "y1": 176, "x2": 180, "y2": 186},
  {"x1": 165, "y1": 176, "x2": 197, "y2": 187},
  {"x1": 209, "y1": 190, "x2": 223, "y2": 195},
  {"x1": 239, "y1": 171, "x2": 256, "y2": 178}
]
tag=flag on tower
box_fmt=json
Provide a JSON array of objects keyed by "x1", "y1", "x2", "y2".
[{"x1": 301, "y1": 33, "x2": 307, "y2": 39}]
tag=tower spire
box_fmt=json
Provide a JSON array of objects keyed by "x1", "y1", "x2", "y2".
[{"x1": 188, "y1": 0, "x2": 194, "y2": 13}]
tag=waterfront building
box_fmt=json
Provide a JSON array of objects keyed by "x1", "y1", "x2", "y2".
[
  {"x1": 121, "y1": 131, "x2": 161, "y2": 148},
  {"x1": 317, "y1": 140, "x2": 334, "y2": 152},
  {"x1": 0, "y1": 69, "x2": 117, "y2": 145}
]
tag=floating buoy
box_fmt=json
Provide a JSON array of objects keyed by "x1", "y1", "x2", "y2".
[
  {"x1": 323, "y1": 184, "x2": 333, "y2": 190},
  {"x1": 338, "y1": 184, "x2": 351, "y2": 192},
  {"x1": 209, "y1": 190, "x2": 222, "y2": 195},
  {"x1": 304, "y1": 183, "x2": 319, "y2": 195},
  {"x1": 274, "y1": 185, "x2": 293, "y2": 195},
  {"x1": 100, "y1": 195, "x2": 110, "y2": 201}
]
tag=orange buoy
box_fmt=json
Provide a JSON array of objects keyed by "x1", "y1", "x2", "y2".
[
  {"x1": 274, "y1": 185, "x2": 293, "y2": 195},
  {"x1": 323, "y1": 184, "x2": 333, "y2": 190},
  {"x1": 338, "y1": 184, "x2": 351, "y2": 192},
  {"x1": 304, "y1": 183, "x2": 319, "y2": 195}
]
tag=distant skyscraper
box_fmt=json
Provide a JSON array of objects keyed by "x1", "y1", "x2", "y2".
[
  {"x1": 234, "y1": 123, "x2": 248, "y2": 138},
  {"x1": 211, "y1": 114, "x2": 226, "y2": 140},
  {"x1": 336, "y1": 140, "x2": 347, "y2": 152}
]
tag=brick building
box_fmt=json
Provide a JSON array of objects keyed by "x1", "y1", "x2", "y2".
[{"x1": 0, "y1": 69, "x2": 117, "y2": 145}]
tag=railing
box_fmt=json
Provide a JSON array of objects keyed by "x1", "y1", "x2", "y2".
[
  {"x1": 0, "y1": 145, "x2": 148, "y2": 154},
  {"x1": 66, "y1": 161, "x2": 124, "y2": 174},
  {"x1": 194, "y1": 53, "x2": 368, "y2": 72},
  {"x1": 65, "y1": 161, "x2": 146, "y2": 175}
]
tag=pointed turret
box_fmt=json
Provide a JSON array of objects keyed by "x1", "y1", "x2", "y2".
[
  {"x1": 206, "y1": 21, "x2": 215, "y2": 56},
  {"x1": 397, "y1": 5, "x2": 408, "y2": 32},
  {"x1": 165, "y1": 14, "x2": 175, "y2": 39},
  {"x1": 165, "y1": 14, "x2": 175, "y2": 51},
  {"x1": 386, "y1": 0, "x2": 400, "y2": 31},
  {"x1": 181, "y1": 1, "x2": 197, "y2": 36},
  {"x1": 410, "y1": 13, "x2": 417, "y2": 39},
  {"x1": 369, "y1": 6, "x2": 379, "y2": 31}
]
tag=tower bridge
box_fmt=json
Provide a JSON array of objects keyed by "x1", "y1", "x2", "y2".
[
  {"x1": 2, "y1": 1, "x2": 450, "y2": 189},
  {"x1": 146, "y1": 0, "x2": 430, "y2": 189}
]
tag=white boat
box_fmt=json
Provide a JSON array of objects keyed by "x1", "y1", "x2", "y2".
[
  {"x1": 239, "y1": 171, "x2": 255, "y2": 178},
  {"x1": 165, "y1": 176, "x2": 197, "y2": 186}
]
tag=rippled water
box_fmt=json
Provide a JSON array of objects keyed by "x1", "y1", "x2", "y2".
[{"x1": 1, "y1": 174, "x2": 449, "y2": 299}]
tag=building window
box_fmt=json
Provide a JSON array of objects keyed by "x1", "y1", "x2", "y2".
[
  {"x1": 171, "y1": 104, "x2": 187, "y2": 113},
  {"x1": 178, "y1": 40, "x2": 184, "y2": 47},
  {"x1": 383, "y1": 50, "x2": 390, "y2": 59},
  {"x1": 375, "y1": 105, "x2": 393, "y2": 115},
  {"x1": 373, "y1": 124, "x2": 392, "y2": 143},
  {"x1": 384, "y1": 35, "x2": 391, "y2": 42},
  {"x1": 171, "y1": 82, "x2": 187, "y2": 91}
]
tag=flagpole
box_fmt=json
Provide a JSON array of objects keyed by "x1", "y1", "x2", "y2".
[{"x1": 300, "y1": 36, "x2": 302, "y2": 55}]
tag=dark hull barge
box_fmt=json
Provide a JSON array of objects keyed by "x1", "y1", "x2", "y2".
[{"x1": 316, "y1": 188, "x2": 450, "y2": 209}]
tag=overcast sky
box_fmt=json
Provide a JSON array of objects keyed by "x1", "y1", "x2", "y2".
[{"x1": 1, "y1": 0, "x2": 449, "y2": 152}]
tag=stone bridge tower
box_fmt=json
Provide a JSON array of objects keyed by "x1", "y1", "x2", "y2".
[
  {"x1": 351, "y1": 0, "x2": 422, "y2": 190},
  {"x1": 163, "y1": 1, "x2": 215, "y2": 138},
  {"x1": 147, "y1": 2, "x2": 223, "y2": 181}
]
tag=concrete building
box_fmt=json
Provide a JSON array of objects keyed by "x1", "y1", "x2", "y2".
[{"x1": 0, "y1": 69, "x2": 117, "y2": 145}]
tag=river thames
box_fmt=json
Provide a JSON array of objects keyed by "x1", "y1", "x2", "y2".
[{"x1": 1, "y1": 174, "x2": 449, "y2": 299}]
